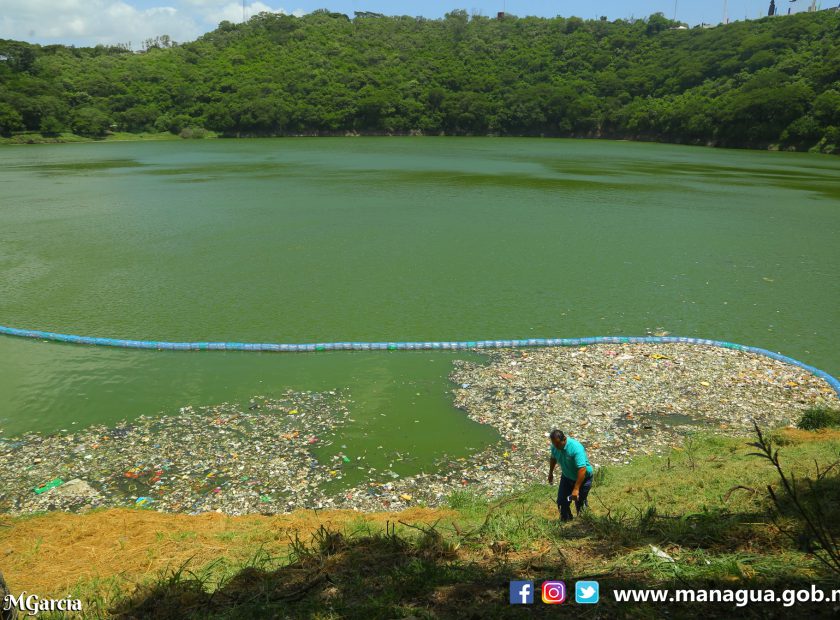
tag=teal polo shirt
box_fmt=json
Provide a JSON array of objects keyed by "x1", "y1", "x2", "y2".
[{"x1": 551, "y1": 437, "x2": 593, "y2": 481}]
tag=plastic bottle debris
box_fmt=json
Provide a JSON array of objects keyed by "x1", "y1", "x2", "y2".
[
  {"x1": 650, "y1": 544, "x2": 675, "y2": 563},
  {"x1": 33, "y1": 478, "x2": 63, "y2": 495}
]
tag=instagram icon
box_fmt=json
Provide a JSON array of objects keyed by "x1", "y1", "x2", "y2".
[{"x1": 541, "y1": 581, "x2": 566, "y2": 604}]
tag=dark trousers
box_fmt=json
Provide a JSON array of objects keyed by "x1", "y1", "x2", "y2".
[{"x1": 557, "y1": 474, "x2": 592, "y2": 521}]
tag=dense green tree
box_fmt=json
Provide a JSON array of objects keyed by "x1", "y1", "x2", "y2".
[
  {"x1": 70, "y1": 106, "x2": 112, "y2": 136},
  {"x1": 717, "y1": 69, "x2": 813, "y2": 143},
  {"x1": 119, "y1": 104, "x2": 160, "y2": 131},
  {"x1": 39, "y1": 115, "x2": 63, "y2": 136},
  {"x1": 0, "y1": 102, "x2": 24, "y2": 135},
  {"x1": 645, "y1": 12, "x2": 673, "y2": 35},
  {"x1": 781, "y1": 114, "x2": 822, "y2": 147},
  {"x1": 813, "y1": 90, "x2": 840, "y2": 125}
]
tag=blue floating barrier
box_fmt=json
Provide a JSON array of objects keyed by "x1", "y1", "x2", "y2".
[{"x1": 0, "y1": 323, "x2": 837, "y2": 397}]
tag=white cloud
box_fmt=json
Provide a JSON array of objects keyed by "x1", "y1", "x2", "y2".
[
  {"x1": 207, "y1": 2, "x2": 271, "y2": 25},
  {"x1": 204, "y1": 2, "x2": 303, "y2": 25},
  {"x1": 0, "y1": 0, "x2": 308, "y2": 48},
  {"x1": 0, "y1": 0, "x2": 198, "y2": 47},
  {"x1": 179, "y1": 0, "x2": 236, "y2": 6}
]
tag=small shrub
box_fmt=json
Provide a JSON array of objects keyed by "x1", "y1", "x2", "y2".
[
  {"x1": 768, "y1": 430, "x2": 795, "y2": 446},
  {"x1": 179, "y1": 126, "x2": 208, "y2": 139},
  {"x1": 593, "y1": 466, "x2": 609, "y2": 486},
  {"x1": 683, "y1": 432, "x2": 700, "y2": 470},
  {"x1": 446, "y1": 489, "x2": 482, "y2": 511},
  {"x1": 797, "y1": 407, "x2": 840, "y2": 431},
  {"x1": 415, "y1": 529, "x2": 459, "y2": 560}
]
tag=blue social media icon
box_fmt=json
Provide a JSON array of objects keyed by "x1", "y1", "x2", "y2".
[
  {"x1": 510, "y1": 580, "x2": 534, "y2": 605},
  {"x1": 575, "y1": 580, "x2": 599, "y2": 604}
]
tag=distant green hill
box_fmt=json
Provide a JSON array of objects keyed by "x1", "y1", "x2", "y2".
[{"x1": 1, "y1": 10, "x2": 838, "y2": 152}]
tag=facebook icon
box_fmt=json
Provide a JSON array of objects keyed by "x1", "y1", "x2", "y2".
[{"x1": 509, "y1": 580, "x2": 534, "y2": 605}]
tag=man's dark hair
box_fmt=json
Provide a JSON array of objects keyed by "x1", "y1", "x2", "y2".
[{"x1": 549, "y1": 429, "x2": 566, "y2": 441}]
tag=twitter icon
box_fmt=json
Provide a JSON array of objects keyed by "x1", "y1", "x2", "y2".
[{"x1": 575, "y1": 581, "x2": 599, "y2": 604}]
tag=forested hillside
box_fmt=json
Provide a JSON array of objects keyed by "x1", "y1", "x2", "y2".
[{"x1": 1, "y1": 10, "x2": 839, "y2": 151}]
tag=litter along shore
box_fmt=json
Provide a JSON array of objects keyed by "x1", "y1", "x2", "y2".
[{"x1": 1, "y1": 344, "x2": 837, "y2": 516}]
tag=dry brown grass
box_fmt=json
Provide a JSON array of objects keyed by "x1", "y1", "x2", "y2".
[
  {"x1": 0, "y1": 506, "x2": 453, "y2": 597},
  {"x1": 775, "y1": 427, "x2": 840, "y2": 444}
]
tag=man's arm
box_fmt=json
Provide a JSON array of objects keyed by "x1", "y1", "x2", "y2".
[
  {"x1": 548, "y1": 456, "x2": 557, "y2": 484},
  {"x1": 571, "y1": 466, "x2": 586, "y2": 500}
]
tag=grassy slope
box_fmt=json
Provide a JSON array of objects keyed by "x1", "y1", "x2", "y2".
[{"x1": 3, "y1": 426, "x2": 840, "y2": 618}]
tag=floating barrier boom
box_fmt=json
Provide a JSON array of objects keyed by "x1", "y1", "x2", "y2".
[{"x1": 1, "y1": 324, "x2": 838, "y2": 397}]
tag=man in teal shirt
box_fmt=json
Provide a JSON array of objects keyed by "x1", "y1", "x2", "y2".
[{"x1": 548, "y1": 429, "x2": 593, "y2": 521}]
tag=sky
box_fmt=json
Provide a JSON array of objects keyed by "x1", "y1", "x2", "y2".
[{"x1": 0, "y1": 0, "x2": 826, "y2": 49}]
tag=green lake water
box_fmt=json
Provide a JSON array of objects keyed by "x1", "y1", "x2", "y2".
[{"x1": 1, "y1": 138, "x2": 838, "y2": 480}]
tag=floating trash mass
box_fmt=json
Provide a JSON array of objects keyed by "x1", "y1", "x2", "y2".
[
  {"x1": 0, "y1": 344, "x2": 837, "y2": 516},
  {"x1": 0, "y1": 391, "x2": 354, "y2": 516}
]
